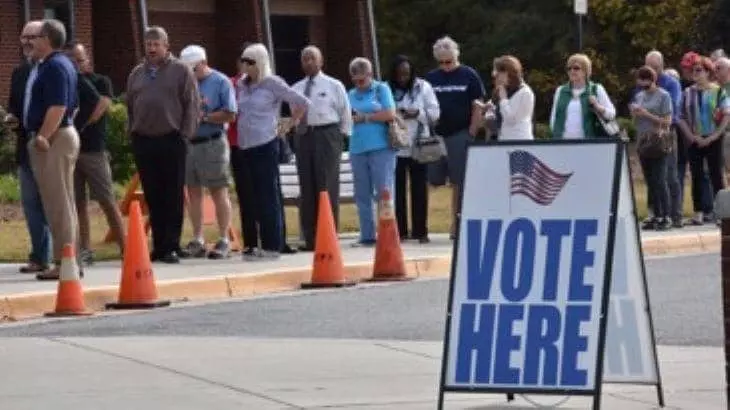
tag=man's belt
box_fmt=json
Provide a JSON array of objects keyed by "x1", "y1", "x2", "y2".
[{"x1": 190, "y1": 132, "x2": 223, "y2": 145}]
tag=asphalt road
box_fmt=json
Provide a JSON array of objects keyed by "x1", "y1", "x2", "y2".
[{"x1": 0, "y1": 253, "x2": 722, "y2": 346}]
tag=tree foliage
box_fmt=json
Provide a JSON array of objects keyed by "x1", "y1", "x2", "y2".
[{"x1": 375, "y1": 0, "x2": 714, "y2": 121}]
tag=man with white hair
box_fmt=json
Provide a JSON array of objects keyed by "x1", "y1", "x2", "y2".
[
  {"x1": 643, "y1": 50, "x2": 683, "y2": 227},
  {"x1": 126, "y1": 26, "x2": 201, "y2": 264},
  {"x1": 291, "y1": 45, "x2": 352, "y2": 251},
  {"x1": 425, "y1": 36, "x2": 485, "y2": 239},
  {"x1": 178, "y1": 44, "x2": 237, "y2": 259}
]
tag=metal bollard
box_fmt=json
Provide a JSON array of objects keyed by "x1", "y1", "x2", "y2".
[{"x1": 714, "y1": 189, "x2": 730, "y2": 404}]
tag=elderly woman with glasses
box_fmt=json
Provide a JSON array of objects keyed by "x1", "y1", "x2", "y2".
[
  {"x1": 347, "y1": 57, "x2": 397, "y2": 247},
  {"x1": 233, "y1": 43, "x2": 310, "y2": 260},
  {"x1": 549, "y1": 53, "x2": 616, "y2": 139}
]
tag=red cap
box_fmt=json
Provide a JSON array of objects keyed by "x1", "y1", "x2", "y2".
[{"x1": 681, "y1": 52, "x2": 700, "y2": 69}]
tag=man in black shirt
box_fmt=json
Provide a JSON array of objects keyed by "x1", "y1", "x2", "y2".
[{"x1": 65, "y1": 42, "x2": 125, "y2": 265}]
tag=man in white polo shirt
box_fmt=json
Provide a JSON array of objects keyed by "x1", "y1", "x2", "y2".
[{"x1": 292, "y1": 45, "x2": 352, "y2": 251}]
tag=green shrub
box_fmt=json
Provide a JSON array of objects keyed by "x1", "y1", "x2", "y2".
[
  {"x1": 0, "y1": 122, "x2": 18, "y2": 175},
  {"x1": 617, "y1": 117, "x2": 636, "y2": 141},
  {"x1": 106, "y1": 103, "x2": 136, "y2": 182},
  {"x1": 0, "y1": 174, "x2": 20, "y2": 203}
]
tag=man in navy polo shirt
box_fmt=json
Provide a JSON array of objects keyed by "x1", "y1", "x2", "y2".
[{"x1": 25, "y1": 19, "x2": 80, "y2": 281}]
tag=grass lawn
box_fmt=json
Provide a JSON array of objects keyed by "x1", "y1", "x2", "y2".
[{"x1": 0, "y1": 180, "x2": 692, "y2": 263}]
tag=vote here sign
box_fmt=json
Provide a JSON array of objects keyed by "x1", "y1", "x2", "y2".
[{"x1": 441, "y1": 140, "x2": 621, "y2": 394}]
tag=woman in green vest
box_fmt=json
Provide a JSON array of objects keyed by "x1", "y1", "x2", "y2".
[{"x1": 549, "y1": 54, "x2": 616, "y2": 139}]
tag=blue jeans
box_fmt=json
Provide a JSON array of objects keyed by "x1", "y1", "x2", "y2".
[
  {"x1": 351, "y1": 148, "x2": 397, "y2": 242},
  {"x1": 18, "y1": 164, "x2": 52, "y2": 265}
]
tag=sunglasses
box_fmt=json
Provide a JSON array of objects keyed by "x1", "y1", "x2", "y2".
[
  {"x1": 438, "y1": 60, "x2": 453, "y2": 66},
  {"x1": 567, "y1": 65, "x2": 582, "y2": 71},
  {"x1": 693, "y1": 67, "x2": 706, "y2": 73},
  {"x1": 240, "y1": 57, "x2": 256, "y2": 65}
]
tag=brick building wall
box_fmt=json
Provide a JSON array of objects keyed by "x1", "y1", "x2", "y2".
[
  {"x1": 91, "y1": 0, "x2": 141, "y2": 93},
  {"x1": 324, "y1": 0, "x2": 373, "y2": 83},
  {"x1": 0, "y1": 0, "x2": 22, "y2": 105},
  {"x1": 0, "y1": 0, "x2": 374, "y2": 102}
]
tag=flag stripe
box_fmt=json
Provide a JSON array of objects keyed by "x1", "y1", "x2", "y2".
[{"x1": 508, "y1": 150, "x2": 572, "y2": 206}]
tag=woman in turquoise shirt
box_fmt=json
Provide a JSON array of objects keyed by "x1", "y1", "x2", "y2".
[{"x1": 347, "y1": 57, "x2": 397, "y2": 246}]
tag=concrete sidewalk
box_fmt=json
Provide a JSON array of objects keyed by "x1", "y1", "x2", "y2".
[
  {"x1": 0, "y1": 227, "x2": 719, "y2": 321},
  {"x1": 0, "y1": 337, "x2": 722, "y2": 409}
]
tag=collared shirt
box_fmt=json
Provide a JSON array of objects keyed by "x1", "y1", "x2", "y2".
[
  {"x1": 25, "y1": 51, "x2": 77, "y2": 134},
  {"x1": 236, "y1": 75, "x2": 310, "y2": 150},
  {"x1": 292, "y1": 71, "x2": 352, "y2": 136},
  {"x1": 196, "y1": 69, "x2": 237, "y2": 138},
  {"x1": 126, "y1": 53, "x2": 200, "y2": 138},
  {"x1": 22, "y1": 64, "x2": 39, "y2": 130}
]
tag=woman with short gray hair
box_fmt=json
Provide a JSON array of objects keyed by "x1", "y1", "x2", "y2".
[
  {"x1": 425, "y1": 36, "x2": 486, "y2": 240},
  {"x1": 347, "y1": 56, "x2": 398, "y2": 246}
]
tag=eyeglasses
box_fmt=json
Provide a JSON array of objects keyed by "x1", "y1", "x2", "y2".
[
  {"x1": 567, "y1": 66, "x2": 582, "y2": 71},
  {"x1": 240, "y1": 57, "x2": 256, "y2": 65},
  {"x1": 693, "y1": 67, "x2": 706, "y2": 73}
]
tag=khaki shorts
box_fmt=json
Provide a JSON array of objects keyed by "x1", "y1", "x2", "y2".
[
  {"x1": 74, "y1": 151, "x2": 116, "y2": 205},
  {"x1": 185, "y1": 135, "x2": 230, "y2": 188}
]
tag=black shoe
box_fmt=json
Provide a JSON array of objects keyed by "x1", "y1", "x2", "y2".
[
  {"x1": 656, "y1": 218, "x2": 671, "y2": 231},
  {"x1": 298, "y1": 244, "x2": 315, "y2": 252},
  {"x1": 417, "y1": 236, "x2": 431, "y2": 244},
  {"x1": 281, "y1": 244, "x2": 298, "y2": 254},
  {"x1": 150, "y1": 251, "x2": 161, "y2": 262},
  {"x1": 672, "y1": 218, "x2": 684, "y2": 228},
  {"x1": 641, "y1": 219, "x2": 656, "y2": 230},
  {"x1": 158, "y1": 252, "x2": 180, "y2": 264}
]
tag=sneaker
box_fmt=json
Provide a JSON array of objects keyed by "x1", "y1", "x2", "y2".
[
  {"x1": 350, "y1": 239, "x2": 376, "y2": 248},
  {"x1": 207, "y1": 239, "x2": 230, "y2": 260},
  {"x1": 672, "y1": 217, "x2": 684, "y2": 228},
  {"x1": 79, "y1": 248, "x2": 94, "y2": 266},
  {"x1": 183, "y1": 240, "x2": 207, "y2": 259}
]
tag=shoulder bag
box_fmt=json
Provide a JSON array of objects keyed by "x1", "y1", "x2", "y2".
[
  {"x1": 636, "y1": 94, "x2": 672, "y2": 158},
  {"x1": 375, "y1": 83, "x2": 410, "y2": 149}
]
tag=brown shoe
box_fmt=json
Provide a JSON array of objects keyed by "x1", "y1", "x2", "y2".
[
  {"x1": 36, "y1": 267, "x2": 60, "y2": 281},
  {"x1": 19, "y1": 262, "x2": 50, "y2": 274}
]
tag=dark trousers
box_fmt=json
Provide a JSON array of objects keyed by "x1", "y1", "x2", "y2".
[
  {"x1": 677, "y1": 132, "x2": 713, "y2": 213},
  {"x1": 688, "y1": 136, "x2": 725, "y2": 212},
  {"x1": 395, "y1": 156, "x2": 428, "y2": 238},
  {"x1": 640, "y1": 154, "x2": 671, "y2": 219},
  {"x1": 131, "y1": 133, "x2": 186, "y2": 255},
  {"x1": 294, "y1": 124, "x2": 343, "y2": 248},
  {"x1": 231, "y1": 139, "x2": 283, "y2": 252}
]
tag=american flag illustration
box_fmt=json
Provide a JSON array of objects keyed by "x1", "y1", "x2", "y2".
[{"x1": 509, "y1": 150, "x2": 573, "y2": 206}]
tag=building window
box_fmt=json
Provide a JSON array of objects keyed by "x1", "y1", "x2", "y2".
[{"x1": 44, "y1": 0, "x2": 74, "y2": 42}]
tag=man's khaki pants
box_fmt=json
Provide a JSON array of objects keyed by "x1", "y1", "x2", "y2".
[{"x1": 28, "y1": 126, "x2": 80, "y2": 262}]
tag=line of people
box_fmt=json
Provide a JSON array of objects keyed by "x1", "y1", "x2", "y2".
[{"x1": 4, "y1": 24, "x2": 728, "y2": 281}]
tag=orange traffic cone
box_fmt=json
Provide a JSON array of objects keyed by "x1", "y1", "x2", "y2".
[
  {"x1": 365, "y1": 188, "x2": 412, "y2": 282},
  {"x1": 301, "y1": 191, "x2": 357, "y2": 288},
  {"x1": 45, "y1": 244, "x2": 93, "y2": 317},
  {"x1": 106, "y1": 200, "x2": 171, "y2": 309}
]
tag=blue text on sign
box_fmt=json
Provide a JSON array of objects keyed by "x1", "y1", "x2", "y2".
[{"x1": 454, "y1": 218, "x2": 600, "y2": 387}]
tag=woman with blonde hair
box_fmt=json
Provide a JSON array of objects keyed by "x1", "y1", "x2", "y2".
[
  {"x1": 549, "y1": 53, "x2": 616, "y2": 139},
  {"x1": 233, "y1": 43, "x2": 310, "y2": 260}
]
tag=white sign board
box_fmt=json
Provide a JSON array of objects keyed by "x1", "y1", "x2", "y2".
[
  {"x1": 603, "y1": 149, "x2": 660, "y2": 383},
  {"x1": 575, "y1": 0, "x2": 588, "y2": 15},
  {"x1": 442, "y1": 141, "x2": 619, "y2": 393}
]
